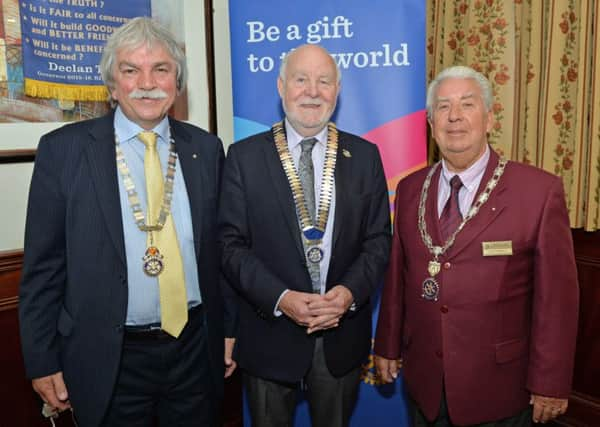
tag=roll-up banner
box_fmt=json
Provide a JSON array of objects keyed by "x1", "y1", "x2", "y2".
[{"x1": 228, "y1": 1, "x2": 426, "y2": 425}]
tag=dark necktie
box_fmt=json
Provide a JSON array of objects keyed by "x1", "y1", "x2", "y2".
[
  {"x1": 299, "y1": 138, "x2": 318, "y2": 221},
  {"x1": 298, "y1": 138, "x2": 320, "y2": 292},
  {"x1": 439, "y1": 175, "x2": 463, "y2": 241}
]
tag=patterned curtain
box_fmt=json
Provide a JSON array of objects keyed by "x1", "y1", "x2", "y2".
[{"x1": 427, "y1": 0, "x2": 600, "y2": 231}]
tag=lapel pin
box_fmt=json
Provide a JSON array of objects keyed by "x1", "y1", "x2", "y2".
[
  {"x1": 342, "y1": 149, "x2": 351, "y2": 158},
  {"x1": 192, "y1": 154, "x2": 198, "y2": 159}
]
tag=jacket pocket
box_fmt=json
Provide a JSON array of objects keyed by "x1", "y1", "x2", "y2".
[{"x1": 495, "y1": 337, "x2": 527, "y2": 364}]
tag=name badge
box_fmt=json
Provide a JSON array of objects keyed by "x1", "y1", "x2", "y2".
[{"x1": 482, "y1": 241, "x2": 513, "y2": 256}]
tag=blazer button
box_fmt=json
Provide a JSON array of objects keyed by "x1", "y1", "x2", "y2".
[
  {"x1": 440, "y1": 305, "x2": 448, "y2": 314},
  {"x1": 443, "y1": 262, "x2": 451, "y2": 270},
  {"x1": 435, "y1": 350, "x2": 443, "y2": 358}
]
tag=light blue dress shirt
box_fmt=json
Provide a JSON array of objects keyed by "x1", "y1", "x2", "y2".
[{"x1": 114, "y1": 107, "x2": 201, "y2": 325}]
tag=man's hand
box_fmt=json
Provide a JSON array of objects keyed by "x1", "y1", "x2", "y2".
[
  {"x1": 32, "y1": 372, "x2": 70, "y2": 411},
  {"x1": 278, "y1": 290, "x2": 321, "y2": 326},
  {"x1": 306, "y1": 285, "x2": 354, "y2": 334},
  {"x1": 530, "y1": 394, "x2": 568, "y2": 423},
  {"x1": 224, "y1": 338, "x2": 237, "y2": 378},
  {"x1": 374, "y1": 355, "x2": 402, "y2": 383}
]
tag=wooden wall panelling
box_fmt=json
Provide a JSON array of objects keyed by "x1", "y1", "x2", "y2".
[
  {"x1": 0, "y1": 250, "x2": 49, "y2": 427},
  {"x1": 554, "y1": 230, "x2": 600, "y2": 427}
]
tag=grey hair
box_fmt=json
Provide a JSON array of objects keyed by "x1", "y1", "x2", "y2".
[
  {"x1": 426, "y1": 65, "x2": 493, "y2": 119},
  {"x1": 279, "y1": 44, "x2": 342, "y2": 84},
  {"x1": 100, "y1": 17, "x2": 187, "y2": 104}
]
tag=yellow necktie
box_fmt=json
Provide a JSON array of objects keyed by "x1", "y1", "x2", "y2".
[{"x1": 139, "y1": 131, "x2": 188, "y2": 338}]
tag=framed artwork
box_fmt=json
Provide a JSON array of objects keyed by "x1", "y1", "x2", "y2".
[
  {"x1": 0, "y1": 0, "x2": 213, "y2": 251},
  {"x1": 0, "y1": 0, "x2": 212, "y2": 158}
]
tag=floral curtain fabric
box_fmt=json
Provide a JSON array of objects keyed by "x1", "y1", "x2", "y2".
[{"x1": 427, "y1": 0, "x2": 600, "y2": 230}]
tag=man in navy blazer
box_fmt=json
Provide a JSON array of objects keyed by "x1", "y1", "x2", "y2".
[
  {"x1": 218, "y1": 44, "x2": 391, "y2": 427},
  {"x1": 19, "y1": 17, "x2": 233, "y2": 427}
]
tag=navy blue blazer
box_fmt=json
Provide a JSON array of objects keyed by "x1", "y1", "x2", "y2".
[
  {"x1": 19, "y1": 111, "x2": 228, "y2": 427},
  {"x1": 218, "y1": 128, "x2": 391, "y2": 383}
]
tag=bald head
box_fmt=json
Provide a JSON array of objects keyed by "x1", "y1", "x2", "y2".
[
  {"x1": 279, "y1": 44, "x2": 341, "y2": 84},
  {"x1": 277, "y1": 44, "x2": 341, "y2": 137}
]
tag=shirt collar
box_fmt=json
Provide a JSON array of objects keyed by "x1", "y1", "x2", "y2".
[
  {"x1": 114, "y1": 106, "x2": 171, "y2": 145},
  {"x1": 284, "y1": 118, "x2": 328, "y2": 151},
  {"x1": 441, "y1": 144, "x2": 490, "y2": 193}
]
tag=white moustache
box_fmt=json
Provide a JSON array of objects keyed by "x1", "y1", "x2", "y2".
[{"x1": 129, "y1": 89, "x2": 168, "y2": 100}]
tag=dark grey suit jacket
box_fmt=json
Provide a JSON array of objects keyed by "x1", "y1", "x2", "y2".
[
  {"x1": 19, "y1": 111, "x2": 228, "y2": 427},
  {"x1": 218, "y1": 127, "x2": 391, "y2": 383}
]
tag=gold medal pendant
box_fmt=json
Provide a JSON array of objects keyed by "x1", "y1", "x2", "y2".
[
  {"x1": 428, "y1": 260, "x2": 441, "y2": 277},
  {"x1": 143, "y1": 246, "x2": 164, "y2": 276}
]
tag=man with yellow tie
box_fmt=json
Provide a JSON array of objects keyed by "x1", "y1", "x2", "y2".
[{"x1": 19, "y1": 17, "x2": 235, "y2": 427}]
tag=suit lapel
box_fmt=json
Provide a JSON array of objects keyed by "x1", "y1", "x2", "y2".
[
  {"x1": 446, "y1": 149, "x2": 508, "y2": 258},
  {"x1": 86, "y1": 112, "x2": 126, "y2": 267},
  {"x1": 332, "y1": 133, "x2": 350, "y2": 249},
  {"x1": 170, "y1": 119, "x2": 204, "y2": 255},
  {"x1": 262, "y1": 132, "x2": 305, "y2": 257},
  {"x1": 426, "y1": 165, "x2": 444, "y2": 247}
]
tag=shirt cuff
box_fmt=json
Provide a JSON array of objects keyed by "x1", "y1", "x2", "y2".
[{"x1": 274, "y1": 289, "x2": 290, "y2": 317}]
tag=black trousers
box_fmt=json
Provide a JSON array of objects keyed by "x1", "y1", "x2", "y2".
[
  {"x1": 101, "y1": 306, "x2": 217, "y2": 427},
  {"x1": 409, "y1": 385, "x2": 532, "y2": 427},
  {"x1": 244, "y1": 337, "x2": 361, "y2": 427}
]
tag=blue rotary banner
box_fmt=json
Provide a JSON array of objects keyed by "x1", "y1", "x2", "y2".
[
  {"x1": 228, "y1": 1, "x2": 426, "y2": 425},
  {"x1": 19, "y1": 0, "x2": 150, "y2": 101}
]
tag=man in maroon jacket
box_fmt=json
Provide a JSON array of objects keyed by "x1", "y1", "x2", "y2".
[{"x1": 374, "y1": 65, "x2": 579, "y2": 426}]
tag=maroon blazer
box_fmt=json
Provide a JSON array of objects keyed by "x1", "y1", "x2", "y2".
[{"x1": 374, "y1": 149, "x2": 579, "y2": 425}]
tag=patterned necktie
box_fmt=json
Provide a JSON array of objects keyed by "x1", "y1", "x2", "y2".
[
  {"x1": 139, "y1": 131, "x2": 188, "y2": 338},
  {"x1": 298, "y1": 138, "x2": 320, "y2": 293},
  {"x1": 439, "y1": 175, "x2": 463, "y2": 241}
]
